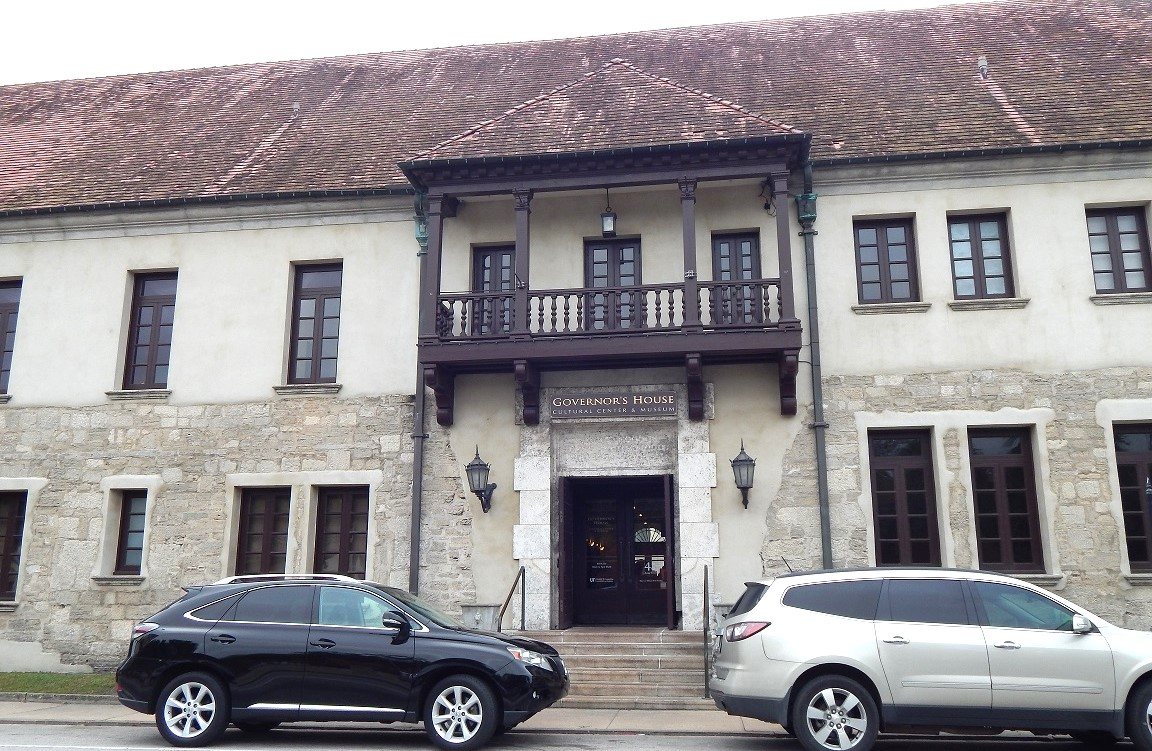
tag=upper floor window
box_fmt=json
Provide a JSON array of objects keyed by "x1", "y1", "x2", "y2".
[
  {"x1": 969, "y1": 428, "x2": 1044, "y2": 573},
  {"x1": 948, "y1": 214, "x2": 1015, "y2": 299},
  {"x1": 471, "y1": 246, "x2": 515, "y2": 335},
  {"x1": 114, "y1": 490, "x2": 148, "y2": 575},
  {"x1": 854, "y1": 220, "x2": 919, "y2": 303},
  {"x1": 124, "y1": 273, "x2": 177, "y2": 389},
  {"x1": 235, "y1": 487, "x2": 291, "y2": 576},
  {"x1": 1087, "y1": 208, "x2": 1151, "y2": 293},
  {"x1": 585, "y1": 239, "x2": 641, "y2": 330},
  {"x1": 314, "y1": 486, "x2": 368, "y2": 579},
  {"x1": 869, "y1": 430, "x2": 941, "y2": 566},
  {"x1": 0, "y1": 281, "x2": 20, "y2": 394},
  {"x1": 0, "y1": 491, "x2": 27, "y2": 599},
  {"x1": 289, "y1": 263, "x2": 342, "y2": 384},
  {"x1": 1115, "y1": 424, "x2": 1152, "y2": 572},
  {"x1": 711, "y1": 232, "x2": 763, "y2": 324}
]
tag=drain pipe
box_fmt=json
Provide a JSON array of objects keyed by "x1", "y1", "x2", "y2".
[
  {"x1": 409, "y1": 192, "x2": 430, "y2": 594},
  {"x1": 796, "y1": 162, "x2": 833, "y2": 569}
]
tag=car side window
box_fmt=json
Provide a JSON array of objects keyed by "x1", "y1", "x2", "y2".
[
  {"x1": 317, "y1": 586, "x2": 402, "y2": 627},
  {"x1": 190, "y1": 593, "x2": 242, "y2": 622},
  {"x1": 885, "y1": 579, "x2": 970, "y2": 625},
  {"x1": 229, "y1": 585, "x2": 313, "y2": 624},
  {"x1": 782, "y1": 580, "x2": 883, "y2": 619},
  {"x1": 971, "y1": 581, "x2": 1076, "y2": 631}
]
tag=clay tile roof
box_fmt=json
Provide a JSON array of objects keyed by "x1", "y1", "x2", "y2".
[
  {"x1": 409, "y1": 58, "x2": 802, "y2": 162},
  {"x1": 0, "y1": 0, "x2": 1150, "y2": 215}
]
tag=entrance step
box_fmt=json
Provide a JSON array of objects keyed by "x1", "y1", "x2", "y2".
[{"x1": 510, "y1": 627, "x2": 712, "y2": 710}]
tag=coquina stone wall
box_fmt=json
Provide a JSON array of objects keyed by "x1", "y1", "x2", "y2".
[
  {"x1": 765, "y1": 365, "x2": 1152, "y2": 629},
  {"x1": 0, "y1": 392, "x2": 480, "y2": 670}
]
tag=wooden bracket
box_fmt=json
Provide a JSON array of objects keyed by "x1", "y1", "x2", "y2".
[
  {"x1": 423, "y1": 365, "x2": 456, "y2": 426},
  {"x1": 779, "y1": 351, "x2": 799, "y2": 416},
  {"x1": 514, "y1": 359, "x2": 541, "y2": 425},
  {"x1": 685, "y1": 353, "x2": 704, "y2": 421}
]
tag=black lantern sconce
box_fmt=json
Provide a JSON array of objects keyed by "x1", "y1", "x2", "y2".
[
  {"x1": 465, "y1": 447, "x2": 496, "y2": 513},
  {"x1": 600, "y1": 188, "x2": 617, "y2": 237},
  {"x1": 730, "y1": 441, "x2": 756, "y2": 509}
]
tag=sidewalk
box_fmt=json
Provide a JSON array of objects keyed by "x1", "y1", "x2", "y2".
[{"x1": 0, "y1": 695, "x2": 786, "y2": 736}]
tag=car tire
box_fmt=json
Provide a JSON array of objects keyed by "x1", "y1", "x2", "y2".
[
  {"x1": 424, "y1": 674, "x2": 499, "y2": 751},
  {"x1": 791, "y1": 674, "x2": 879, "y2": 751},
  {"x1": 154, "y1": 672, "x2": 230, "y2": 747},
  {"x1": 233, "y1": 721, "x2": 280, "y2": 734},
  {"x1": 1130, "y1": 682, "x2": 1152, "y2": 751}
]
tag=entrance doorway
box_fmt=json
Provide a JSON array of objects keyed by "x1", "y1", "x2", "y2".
[{"x1": 559, "y1": 476, "x2": 676, "y2": 627}]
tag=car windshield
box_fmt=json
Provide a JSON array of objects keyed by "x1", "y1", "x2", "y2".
[{"x1": 374, "y1": 585, "x2": 465, "y2": 628}]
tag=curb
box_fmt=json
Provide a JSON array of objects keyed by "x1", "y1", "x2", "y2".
[{"x1": 0, "y1": 693, "x2": 118, "y2": 705}]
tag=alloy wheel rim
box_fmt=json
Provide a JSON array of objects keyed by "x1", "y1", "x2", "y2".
[
  {"x1": 163, "y1": 682, "x2": 216, "y2": 738},
  {"x1": 431, "y1": 685, "x2": 483, "y2": 743},
  {"x1": 805, "y1": 686, "x2": 868, "y2": 750}
]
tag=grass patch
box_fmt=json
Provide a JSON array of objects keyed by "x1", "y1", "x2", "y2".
[{"x1": 0, "y1": 672, "x2": 117, "y2": 695}]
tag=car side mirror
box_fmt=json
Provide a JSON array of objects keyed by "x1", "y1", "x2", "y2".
[
  {"x1": 1072, "y1": 614, "x2": 1094, "y2": 634},
  {"x1": 381, "y1": 613, "x2": 412, "y2": 643}
]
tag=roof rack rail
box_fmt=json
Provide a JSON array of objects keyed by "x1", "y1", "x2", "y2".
[{"x1": 210, "y1": 574, "x2": 358, "y2": 585}]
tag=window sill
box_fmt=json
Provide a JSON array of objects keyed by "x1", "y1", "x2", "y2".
[
  {"x1": 0, "y1": 601, "x2": 15, "y2": 612},
  {"x1": 1090, "y1": 292, "x2": 1152, "y2": 306},
  {"x1": 1012, "y1": 572, "x2": 1064, "y2": 588},
  {"x1": 851, "y1": 302, "x2": 931, "y2": 315},
  {"x1": 1123, "y1": 573, "x2": 1152, "y2": 586},
  {"x1": 106, "y1": 389, "x2": 171, "y2": 402},
  {"x1": 948, "y1": 298, "x2": 1030, "y2": 311},
  {"x1": 0, "y1": 394, "x2": 9, "y2": 404},
  {"x1": 273, "y1": 383, "x2": 342, "y2": 396},
  {"x1": 91, "y1": 575, "x2": 145, "y2": 586}
]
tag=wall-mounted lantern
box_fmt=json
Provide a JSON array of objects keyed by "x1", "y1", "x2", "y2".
[
  {"x1": 730, "y1": 442, "x2": 756, "y2": 509},
  {"x1": 465, "y1": 447, "x2": 496, "y2": 513},
  {"x1": 600, "y1": 188, "x2": 617, "y2": 237}
]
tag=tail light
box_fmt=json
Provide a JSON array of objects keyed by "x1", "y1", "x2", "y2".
[
  {"x1": 131, "y1": 622, "x2": 159, "y2": 640},
  {"x1": 725, "y1": 621, "x2": 770, "y2": 642}
]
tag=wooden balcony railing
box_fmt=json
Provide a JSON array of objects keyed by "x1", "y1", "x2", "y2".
[{"x1": 435, "y1": 279, "x2": 786, "y2": 340}]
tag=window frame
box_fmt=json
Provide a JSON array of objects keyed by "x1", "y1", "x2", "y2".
[
  {"x1": 235, "y1": 487, "x2": 291, "y2": 576},
  {"x1": 948, "y1": 213, "x2": 1015, "y2": 299},
  {"x1": 584, "y1": 238, "x2": 642, "y2": 330},
  {"x1": 711, "y1": 232, "x2": 764, "y2": 324},
  {"x1": 114, "y1": 489, "x2": 148, "y2": 576},
  {"x1": 868, "y1": 429, "x2": 942, "y2": 567},
  {"x1": 313, "y1": 486, "x2": 369, "y2": 579},
  {"x1": 853, "y1": 219, "x2": 920, "y2": 304},
  {"x1": 0, "y1": 281, "x2": 20, "y2": 395},
  {"x1": 1086, "y1": 208, "x2": 1152, "y2": 294},
  {"x1": 123, "y1": 272, "x2": 178, "y2": 390},
  {"x1": 968, "y1": 428, "x2": 1045, "y2": 573},
  {"x1": 289, "y1": 262, "x2": 343, "y2": 385},
  {"x1": 471, "y1": 245, "x2": 515, "y2": 335},
  {"x1": 0, "y1": 491, "x2": 27, "y2": 600},
  {"x1": 1115, "y1": 423, "x2": 1152, "y2": 572}
]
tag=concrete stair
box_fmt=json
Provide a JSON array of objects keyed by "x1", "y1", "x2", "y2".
[{"x1": 510, "y1": 627, "x2": 714, "y2": 710}]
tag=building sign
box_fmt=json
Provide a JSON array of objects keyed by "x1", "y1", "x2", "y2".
[{"x1": 550, "y1": 390, "x2": 677, "y2": 419}]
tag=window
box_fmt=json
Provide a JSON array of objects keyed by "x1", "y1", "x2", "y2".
[
  {"x1": 885, "y1": 579, "x2": 969, "y2": 625},
  {"x1": 289, "y1": 263, "x2": 342, "y2": 384},
  {"x1": 114, "y1": 490, "x2": 148, "y2": 575},
  {"x1": 869, "y1": 430, "x2": 941, "y2": 566},
  {"x1": 948, "y1": 214, "x2": 1015, "y2": 298},
  {"x1": 1087, "y1": 208, "x2": 1151, "y2": 293},
  {"x1": 711, "y1": 232, "x2": 763, "y2": 324},
  {"x1": 317, "y1": 585, "x2": 401, "y2": 627},
  {"x1": 235, "y1": 488, "x2": 291, "y2": 576},
  {"x1": 124, "y1": 273, "x2": 177, "y2": 389},
  {"x1": 314, "y1": 487, "x2": 368, "y2": 579},
  {"x1": 854, "y1": 220, "x2": 919, "y2": 303},
  {"x1": 585, "y1": 239, "x2": 641, "y2": 330},
  {"x1": 1115, "y1": 424, "x2": 1152, "y2": 572},
  {"x1": 229, "y1": 585, "x2": 313, "y2": 624},
  {"x1": 782, "y1": 580, "x2": 883, "y2": 620},
  {"x1": 969, "y1": 428, "x2": 1044, "y2": 573},
  {"x1": 0, "y1": 492, "x2": 27, "y2": 599},
  {"x1": 971, "y1": 581, "x2": 1075, "y2": 631},
  {"x1": 471, "y1": 246, "x2": 514, "y2": 335},
  {"x1": 0, "y1": 281, "x2": 20, "y2": 394}
]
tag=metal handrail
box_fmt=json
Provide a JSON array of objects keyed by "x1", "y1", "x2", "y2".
[
  {"x1": 703, "y1": 564, "x2": 711, "y2": 698},
  {"x1": 497, "y1": 565, "x2": 526, "y2": 632}
]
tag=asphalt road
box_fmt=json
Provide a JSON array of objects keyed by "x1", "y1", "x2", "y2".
[{"x1": 0, "y1": 722, "x2": 1118, "y2": 751}]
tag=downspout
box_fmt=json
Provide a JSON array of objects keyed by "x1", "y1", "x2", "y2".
[
  {"x1": 409, "y1": 191, "x2": 429, "y2": 594},
  {"x1": 795, "y1": 162, "x2": 832, "y2": 569}
]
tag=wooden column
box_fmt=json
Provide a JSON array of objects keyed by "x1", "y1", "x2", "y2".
[
  {"x1": 679, "y1": 178, "x2": 701, "y2": 329},
  {"x1": 512, "y1": 188, "x2": 533, "y2": 337},
  {"x1": 418, "y1": 194, "x2": 449, "y2": 341},
  {"x1": 772, "y1": 172, "x2": 800, "y2": 329}
]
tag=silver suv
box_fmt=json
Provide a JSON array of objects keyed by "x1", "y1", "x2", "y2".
[{"x1": 709, "y1": 567, "x2": 1152, "y2": 751}]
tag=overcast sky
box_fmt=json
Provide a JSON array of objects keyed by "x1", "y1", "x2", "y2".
[{"x1": 2, "y1": 0, "x2": 989, "y2": 86}]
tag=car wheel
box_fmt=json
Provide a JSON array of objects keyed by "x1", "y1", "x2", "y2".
[
  {"x1": 234, "y1": 721, "x2": 280, "y2": 734},
  {"x1": 791, "y1": 674, "x2": 879, "y2": 751},
  {"x1": 424, "y1": 675, "x2": 499, "y2": 751},
  {"x1": 154, "y1": 672, "x2": 230, "y2": 747},
  {"x1": 1130, "y1": 682, "x2": 1152, "y2": 751}
]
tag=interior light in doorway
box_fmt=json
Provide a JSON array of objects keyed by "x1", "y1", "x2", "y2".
[
  {"x1": 465, "y1": 447, "x2": 497, "y2": 513},
  {"x1": 730, "y1": 442, "x2": 756, "y2": 509},
  {"x1": 600, "y1": 188, "x2": 618, "y2": 237}
]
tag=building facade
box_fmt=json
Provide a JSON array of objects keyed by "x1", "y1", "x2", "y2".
[{"x1": 0, "y1": 0, "x2": 1150, "y2": 669}]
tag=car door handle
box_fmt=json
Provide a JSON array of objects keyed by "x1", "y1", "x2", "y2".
[
  {"x1": 310, "y1": 638, "x2": 336, "y2": 649},
  {"x1": 994, "y1": 641, "x2": 1021, "y2": 649},
  {"x1": 209, "y1": 634, "x2": 235, "y2": 644},
  {"x1": 882, "y1": 636, "x2": 909, "y2": 644}
]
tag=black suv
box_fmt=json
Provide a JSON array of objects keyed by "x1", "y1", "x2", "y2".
[{"x1": 115, "y1": 575, "x2": 568, "y2": 750}]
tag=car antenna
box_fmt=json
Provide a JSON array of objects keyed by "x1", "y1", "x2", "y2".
[{"x1": 781, "y1": 557, "x2": 793, "y2": 572}]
